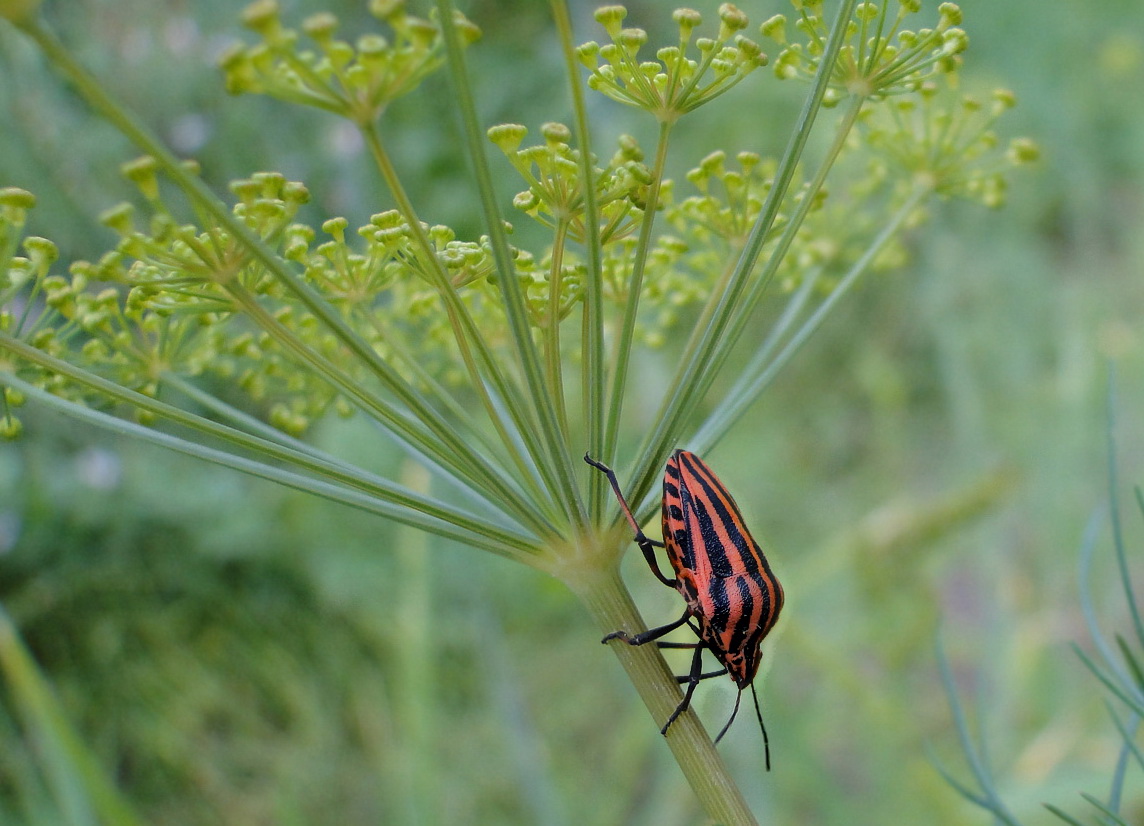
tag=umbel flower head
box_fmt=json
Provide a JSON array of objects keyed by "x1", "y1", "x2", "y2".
[
  {"x1": 488, "y1": 123, "x2": 652, "y2": 245},
  {"x1": 576, "y1": 4, "x2": 770, "y2": 122},
  {"x1": 859, "y1": 84, "x2": 1040, "y2": 207},
  {"x1": 219, "y1": 0, "x2": 479, "y2": 124},
  {"x1": 763, "y1": 0, "x2": 967, "y2": 104}
]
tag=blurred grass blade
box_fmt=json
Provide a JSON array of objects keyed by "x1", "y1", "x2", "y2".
[
  {"x1": 1104, "y1": 368, "x2": 1144, "y2": 651},
  {"x1": 392, "y1": 460, "x2": 439, "y2": 825},
  {"x1": 477, "y1": 602, "x2": 567, "y2": 826},
  {"x1": 1094, "y1": 706, "x2": 1132, "y2": 819},
  {"x1": 1072, "y1": 643, "x2": 1144, "y2": 718},
  {"x1": 1105, "y1": 706, "x2": 1144, "y2": 775},
  {"x1": 1114, "y1": 634, "x2": 1144, "y2": 692},
  {"x1": 924, "y1": 748, "x2": 991, "y2": 809},
  {"x1": 1078, "y1": 509, "x2": 1133, "y2": 685},
  {"x1": 0, "y1": 603, "x2": 145, "y2": 826},
  {"x1": 1078, "y1": 791, "x2": 1128, "y2": 825},
  {"x1": 1043, "y1": 804, "x2": 1087, "y2": 826},
  {"x1": 933, "y1": 633, "x2": 1023, "y2": 826}
]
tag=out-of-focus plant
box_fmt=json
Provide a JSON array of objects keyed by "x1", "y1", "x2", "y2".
[
  {"x1": 0, "y1": 1, "x2": 1033, "y2": 822},
  {"x1": 936, "y1": 376, "x2": 1144, "y2": 826}
]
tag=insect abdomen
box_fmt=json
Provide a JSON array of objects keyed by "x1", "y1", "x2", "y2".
[{"x1": 665, "y1": 450, "x2": 784, "y2": 682}]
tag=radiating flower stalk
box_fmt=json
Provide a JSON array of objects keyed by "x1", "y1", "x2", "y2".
[{"x1": 0, "y1": 1, "x2": 1034, "y2": 822}]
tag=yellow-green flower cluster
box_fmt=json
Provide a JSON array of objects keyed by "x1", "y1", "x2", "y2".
[
  {"x1": 859, "y1": 85, "x2": 1039, "y2": 207},
  {"x1": 2, "y1": 189, "x2": 54, "y2": 435},
  {"x1": 635, "y1": 151, "x2": 815, "y2": 321},
  {"x1": 1, "y1": 166, "x2": 344, "y2": 432},
  {"x1": 290, "y1": 210, "x2": 508, "y2": 387},
  {"x1": 576, "y1": 4, "x2": 770, "y2": 122},
  {"x1": 219, "y1": 0, "x2": 479, "y2": 124},
  {"x1": 671, "y1": 150, "x2": 790, "y2": 246},
  {"x1": 488, "y1": 123, "x2": 651, "y2": 246},
  {"x1": 762, "y1": 1, "x2": 967, "y2": 103},
  {"x1": 0, "y1": 187, "x2": 36, "y2": 276}
]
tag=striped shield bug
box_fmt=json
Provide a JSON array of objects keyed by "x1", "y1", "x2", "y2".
[{"x1": 585, "y1": 450, "x2": 784, "y2": 768}]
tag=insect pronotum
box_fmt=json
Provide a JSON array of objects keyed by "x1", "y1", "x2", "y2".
[{"x1": 585, "y1": 450, "x2": 784, "y2": 769}]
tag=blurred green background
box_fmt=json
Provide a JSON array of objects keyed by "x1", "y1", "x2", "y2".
[{"x1": 2, "y1": 0, "x2": 1144, "y2": 823}]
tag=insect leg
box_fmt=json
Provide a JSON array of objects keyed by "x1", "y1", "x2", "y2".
[
  {"x1": 675, "y1": 669, "x2": 727, "y2": 683},
  {"x1": 584, "y1": 454, "x2": 678, "y2": 588},
  {"x1": 644, "y1": 641, "x2": 727, "y2": 681},
  {"x1": 661, "y1": 643, "x2": 706, "y2": 735},
  {"x1": 602, "y1": 608, "x2": 690, "y2": 646}
]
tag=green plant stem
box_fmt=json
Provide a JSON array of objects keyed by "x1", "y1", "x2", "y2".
[
  {"x1": 435, "y1": 0, "x2": 586, "y2": 526},
  {"x1": 626, "y1": 0, "x2": 861, "y2": 506},
  {"x1": 0, "y1": 359, "x2": 539, "y2": 558},
  {"x1": 692, "y1": 181, "x2": 928, "y2": 455},
  {"x1": 559, "y1": 552, "x2": 761, "y2": 826},
  {"x1": 546, "y1": 218, "x2": 572, "y2": 439},
  {"x1": 550, "y1": 0, "x2": 606, "y2": 518},
  {"x1": 219, "y1": 281, "x2": 553, "y2": 535},
  {"x1": 357, "y1": 123, "x2": 559, "y2": 508},
  {"x1": 164, "y1": 373, "x2": 514, "y2": 519},
  {"x1": 661, "y1": 91, "x2": 867, "y2": 463},
  {"x1": 603, "y1": 119, "x2": 673, "y2": 469},
  {"x1": 351, "y1": 314, "x2": 552, "y2": 506},
  {"x1": 715, "y1": 94, "x2": 867, "y2": 364}
]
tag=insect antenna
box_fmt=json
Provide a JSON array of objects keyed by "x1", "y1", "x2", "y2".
[
  {"x1": 713, "y1": 688, "x2": 743, "y2": 745},
  {"x1": 751, "y1": 681, "x2": 772, "y2": 771}
]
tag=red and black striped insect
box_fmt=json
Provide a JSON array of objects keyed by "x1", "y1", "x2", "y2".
[{"x1": 585, "y1": 449, "x2": 784, "y2": 768}]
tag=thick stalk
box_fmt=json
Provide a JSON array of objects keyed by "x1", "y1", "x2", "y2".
[{"x1": 560, "y1": 553, "x2": 761, "y2": 826}]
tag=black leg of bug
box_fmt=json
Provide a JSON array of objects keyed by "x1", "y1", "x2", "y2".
[
  {"x1": 661, "y1": 643, "x2": 708, "y2": 734},
  {"x1": 675, "y1": 669, "x2": 728, "y2": 682},
  {"x1": 584, "y1": 454, "x2": 678, "y2": 588},
  {"x1": 602, "y1": 608, "x2": 691, "y2": 645}
]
